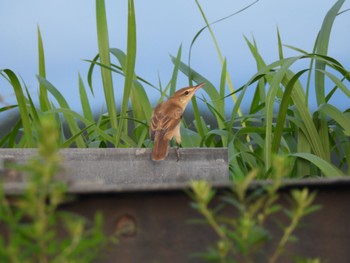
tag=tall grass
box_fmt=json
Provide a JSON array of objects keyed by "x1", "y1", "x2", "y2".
[
  {"x1": 181, "y1": 0, "x2": 349, "y2": 177},
  {"x1": 1, "y1": 0, "x2": 349, "y2": 178}
]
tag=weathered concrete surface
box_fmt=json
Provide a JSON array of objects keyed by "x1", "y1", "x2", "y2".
[
  {"x1": 62, "y1": 184, "x2": 350, "y2": 263},
  {"x1": 0, "y1": 148, "x2": 229, "y2": 193}
]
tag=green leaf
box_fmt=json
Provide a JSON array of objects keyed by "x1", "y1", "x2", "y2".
[
  {"x1": 318, "y1": 104, "x2": 350, "y2": 136},
  {"x1": 170, "y1": 45, "x2": 182, "y2": 96},
  {"x1": 78, "y1": 73, "x2": 94, "y2": 122},
  {"x1": 2, "y1": 69, "x2": 34, "y2": 147},
  {"x1": 116, "y1": 0, "x2": 137, "y2": 147},
  {"x1": 96, "y1": 0, "x2": 118, "y2": 133},
  {"x1": 290, "y1": 152, "x2": 343, "y2": 177},
  {"x1": 49, "y1": 107, "x2": 115, "y2": 145},
  {"x1": 315, "y1": 0, "x2": 345, "y2": 105},
  {"x1": 272, "y1": 69, "x2": 309, "y2": 153},
  {"x1": 37, "y1": 26, "x2": 51, "y2": 112},
  {"x1": 37, "y1": 76, "x2": 86, "y2": 147}
]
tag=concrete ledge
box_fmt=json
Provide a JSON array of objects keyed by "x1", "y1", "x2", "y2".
[{"x1": 0, "y1": 148, "x2": 229, "y2": 194}]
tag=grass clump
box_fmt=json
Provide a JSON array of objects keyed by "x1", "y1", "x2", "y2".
[{"x1": 181, "y1": 0, "x2": 350, "y2": 178}]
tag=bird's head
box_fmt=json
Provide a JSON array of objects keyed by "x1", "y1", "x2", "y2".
[{"x1": 172, "y1": 83, "x2": 204, "y2": 106}]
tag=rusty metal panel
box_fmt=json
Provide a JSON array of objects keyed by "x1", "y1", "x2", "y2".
[
  {"x1": 61, "y1": 185, "x2": 350, "y2": 263},
  {"x1": 0, "y1": 148, "x2": 229, "y2": 194}
]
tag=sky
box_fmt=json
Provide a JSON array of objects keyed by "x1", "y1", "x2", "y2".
[{"x1": 1, "y1": 0, "x2": 349, "y2": 120}]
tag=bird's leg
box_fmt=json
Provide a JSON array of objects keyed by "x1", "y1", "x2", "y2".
[
  {"x1": 175, "y1": 145, "x2": 180, "y2": 162},
  {"x1": 169, "y1": 139, "x2": 181, "y2": 161},
  {"x1": 174, "y1": 132, "x2": 182, "y2": 162}
]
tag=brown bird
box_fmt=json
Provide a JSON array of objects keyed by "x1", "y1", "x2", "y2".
[{"x1": 150, "y1": 83, "x2": 204, "y2": 161}]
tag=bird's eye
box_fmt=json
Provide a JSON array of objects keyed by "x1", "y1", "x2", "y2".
[{"x1": 184, "y1": 91, "x2": 189, "y2": 95}]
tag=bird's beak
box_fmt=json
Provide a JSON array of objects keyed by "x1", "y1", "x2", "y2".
[{"x1": 194, "y1": 83, "x2": 205, "y2": 92}]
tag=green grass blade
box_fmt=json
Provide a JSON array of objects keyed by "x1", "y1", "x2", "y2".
[
  {"x1": 96, "y1": 0, "x2": 118, "y2": 134},
  {"x1": 290, "y1": 152, "x2": 343, "y2": 177},
  {"x1": 318, "y1": 104, "x2": 350, "y2": 136},
  {"x1": 272, "y1": 69, "x2": 309, "y2": 153},
  {"x1": 23, "y1": 82, "x2": 41, "y2": 129},
  {"x1": 108, "y1": 48, "x2": 152, "y2": 126},
  {"x1": 86, "y1": 54, "x2": 99, "y2": 96},
  {"x1": 314, "y1": 0, "x2": 345, "y2": 163},
  {"x1": 296, "y1": 129, "x2": 311, "y2": 177},
  {"x1": 264, "y1": 57, "x2": 300, "y2": 170},
  {"x1": 193, "y1": 0, "x2": 257, "y2": 115},
  {"x1": 289, "y1": 72, "x2": 326, "y2": 160},
  {"x1": 2, "y1": 69, "x2": 34, "y2": 147},
  {"x1": 49, "y1": 107, "x2": 116, "y2": 145},
  {"x1": 0, "y1": 105, "x2": 17, "y2": 113},
  {"x1": 115, "y1": 0, "x2": 137, "y2": 147},
  {"x1": 130, "y1": 81, "x2": 152, "y2": 122},
  {"x1": 190, "y1": 92, "x2": 204, "y2": 139},
  {"x1": 170, "y1": 45, "x2": 182, "y2": 96},
  {"x1": 37, "y1": 26, "x2": 50, "y2": 112},
  {"x1": 0, "y1": 119, "x2": 21, "y2": 147},
  {"x1": 319, "y1": 69, "x2": 350, "y2": 98},
  {"x1": 37, "y1": 76, "x2": 86, "y2": 147},
  {"x1": 244, "y1": 36, "x2": 267, "y2": 109},
  {"x1": 277, "y1": 27, "x2": 284, "y2": 60},
  {"x1": 78, "y1": 73, "x2": 94, "y2": 122},
  {"x1": 219, "y1": 58, "x2": 227, "y2": 99},
  {"x1": 315, "y1": 0, "x2": 344, "y2": 105}
]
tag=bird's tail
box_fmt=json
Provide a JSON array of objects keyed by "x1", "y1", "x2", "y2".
[{"x1": 152, "y1": 132, "x2": 169, "y2": 161}]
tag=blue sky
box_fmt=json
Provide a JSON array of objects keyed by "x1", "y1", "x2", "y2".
[{"x1": 1, "y1": 0, "x2": 349, "y2": 117}]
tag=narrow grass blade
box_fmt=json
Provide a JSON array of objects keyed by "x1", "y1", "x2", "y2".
[
  {"x1": 116, "y1": 0, "x2": 137, "y2": 147},
  {"x1": 86, "y1": 54, "x2": 99, "y2": 96},
  {"x1": 277, "y1": 27, "x2": 284, "y2": 60},
  {"x1": 272, "y1": 69, "x2": 309, "y2": 153},
  {"x1": 61, "y1": 123, "x2": 95, "y2": 148},
  {"x1": 0, "y1": 105, "x2": 17, "y2": 113},
  {"x1": 96, "y1": 0, "x2": 118, "y2": 134},
  {"x1": 289, "y1": 72, "x2": 326, "y2": 160},
  {"x1": 318, "y1": 104, "x2": 350, "y2": 136},
  {"x1": 319, "y1": 69, "x2": 350, "y2": 98},
  {"x1": 78, "y1": 73, "x2": 94, "y2": 122},
  {"x1": 0, "y1": 119, "x2": 21, "y2": 147},
  {"x1": 49, "y1": 107, "x2": 116, "y2": 145},
  {"x1": 86, "y1": 53, "x2": 158, "y2": 92},
  {"x1": 315, "y1": 0, "x2": 345, "y2": 105},
  {"x1": 37, "y1": 76, "x2": 86, "y2": 147},
  {"x1": 296, "y1": 129, "x2": 311, "y2": 177},
  {"x1": 170, "y1": 45, "x2": 182, "y2": 96},
  {"x1": 264, "y1": 57, "x2": 300, "y2": 170},
  {"x1": 192, "y1": 0, "x2": 258, "y2": 113},
  {"x1": 314, "y1": 0, "x2": 345, "y2": 162},
  {"x1": 130, "y1": 81, "x2": 152, "y2": 122},
  {"x1": 109, "y1": 48, "x2": 152, "y2": 125},
  {"x1": 2, "y1": 69, "x2": 34, "y2": 147},
  {"x1": 37, "y1": 26, "x2": 50, "y2": 111},
  {"x1": 290, "y1": 152, "x2": 343, "y2": 177}
]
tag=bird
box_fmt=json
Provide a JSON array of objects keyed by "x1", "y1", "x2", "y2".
[{"x1": 150, "y1": 83, "x2": 204, "y2": 161}]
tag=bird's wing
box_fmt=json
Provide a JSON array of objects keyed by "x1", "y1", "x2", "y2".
[{"x1": 150, "y1": 103, "x2": 182, "y2": 141}]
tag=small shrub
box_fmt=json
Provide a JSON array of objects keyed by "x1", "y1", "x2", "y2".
[
  {"x1": 0, "y1": 115, "x2": 112, "y2": 263},
  {"x1": 190, "y1": 156, "x2": 322, "y2": 263}
]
